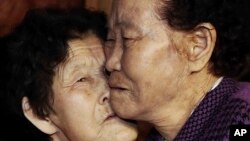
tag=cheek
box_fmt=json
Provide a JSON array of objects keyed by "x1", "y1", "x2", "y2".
[
  {"x1": 122, "y1": 41, "x2": 185, "y2": 96},
  {"x1": 122, "y1": 47, "x2": 147, "y2": 79},
  {"x1": 52, "y1": 88, "x2": 99, "y2": 124},
  {"x1": 122, "y1": 42, "x2": 170, "y2": 81},
  {"x1": 52, "y1": 92, "x2": 103, "y2": 140}
]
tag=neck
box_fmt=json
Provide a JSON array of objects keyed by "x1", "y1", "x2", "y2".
[{"x1": 147, "y1": 69, "x2": 219, "y2": 141}]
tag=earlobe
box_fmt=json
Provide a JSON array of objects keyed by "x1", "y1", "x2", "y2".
[
  {"x1": 22, "y1": 97, "x2": 58, "y2": 135},
  {"x1": 187, "y1": 23, "x2": 216, "y2": 71}
]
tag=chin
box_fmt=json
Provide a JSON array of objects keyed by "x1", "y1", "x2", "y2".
[
  {"x1": 114, "y1": 106, "x2": 139, "y2": 120},
  {"x1": 115, "y1": 130, "x2": 138, "y2": 141},
  {"x1": 110, "y1": 101, "x2": 132, "y2": 119},
  {"x1": 103, "y1": 119, "x2": 138, "y2": 141},
  {"x1": 112, "y1": 126, "x2": 138, "y2": 141}
]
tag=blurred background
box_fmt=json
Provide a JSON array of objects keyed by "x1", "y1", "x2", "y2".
[{"x1": 0, "y1": 0, "x2": 112, "y2": 37}]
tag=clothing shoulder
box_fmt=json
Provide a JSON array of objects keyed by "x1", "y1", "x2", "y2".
[
  {"x1": 226, "y1": 81, "x2": 250, "y2": 123},
  {"x1": 234, "y1": 81, "x2": 250, "y2": 102},
  {"x1": 200, "y1": 79, "x2": 250, "y2": 141}
]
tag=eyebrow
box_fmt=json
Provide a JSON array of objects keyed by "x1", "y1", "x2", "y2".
[
  {"x1": 117, "y1": 21, "x2": 143, "y2": 36},
  {"x1": 118, "y1": 21, "x2": 139, "y2": 29}
]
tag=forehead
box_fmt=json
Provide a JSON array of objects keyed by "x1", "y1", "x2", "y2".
[
  {"x1": 111, "y1": 0, "x2": 152, "y2": 23},
  {"x1": 58, "y1": 33, "x2": 105, "y2": 75},
  {"x1": 109, "y1": 0, "x2": 159, "y2": 28},
  {"x1": 53, "y1": 33, "x2": 105, "y2": 85},
  {"x1": 67, "y1": 33, "x2": 104, "y2": 61}
]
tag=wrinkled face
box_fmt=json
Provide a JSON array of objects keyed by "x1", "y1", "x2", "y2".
[
  {"x1": 50, "y1": 33, "x2": 138, "y2": 141},
  {"x1": 105, "y1": 0, "x2": 188, "y2": 120}
]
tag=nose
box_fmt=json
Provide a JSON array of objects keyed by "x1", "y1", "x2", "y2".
[
  {"x1": 105, "y1": 30, "x2": 123, "y2": 73},
  {"x1": 99, "y1": 86, "x2": 110, "y2": 105},
  {"x1": 105, "y1": 46, "x2": 122, "y2": 72}
]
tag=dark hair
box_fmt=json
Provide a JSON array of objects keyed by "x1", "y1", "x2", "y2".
[
  {"x1": 159, "y1": 0, "x2": 250, "y2": 77},
  {"x1": 0, "y1": 8, "x2": 107, "y2": 140}
]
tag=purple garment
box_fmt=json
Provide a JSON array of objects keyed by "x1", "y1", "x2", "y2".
[{"x1": 146, "y1": 78, "x2": 250, "y2": 141}]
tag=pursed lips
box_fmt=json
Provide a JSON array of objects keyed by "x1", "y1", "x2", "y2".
[
  {"x1": 103, "y1": 105, "x2": 118, "y2": 122},
  {"x1": 108, "y1": 74, "x2": 129, "y2": 91},
  {"x1": 104, "y1": 112, "x2": 117, "y2": 121},
  {"x1": 108, "y1": 80, "x2": 128, "y2": 91}
]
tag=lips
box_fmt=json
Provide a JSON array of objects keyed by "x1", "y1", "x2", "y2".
[
  {"x1": 105, "y1": 113, "x2": 117, "y2": 121},
  {"x1": 110, "y1": 86, "x2": 128, "y2": 91},
  {"x1": 108, "y1": 74, "x2": 129, "y2": 91},
  {"x1": 108, "y1": 83, "x2": 128, "y2": 91}
]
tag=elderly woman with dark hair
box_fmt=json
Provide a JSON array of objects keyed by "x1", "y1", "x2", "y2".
[
  {"x1": 0, "y1": 8, "x2": 137, "y2": 141},
  {"x1": 105, "y1": 0, "x2": 250, "y2": 141}
]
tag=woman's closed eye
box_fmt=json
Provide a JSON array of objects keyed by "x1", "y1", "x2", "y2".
[
  {"x1": 122, "y1": 37, "x2": 135, "y2": 47},
  {"x1": 72, "y1": 77, "x2": 89, "y2": 88},
  {"x1": 123, "y1": 37, "x2": 133, "y2": 41},
  {"x1": 77, "y1": 77, "x2": 87, "y2": 83}
]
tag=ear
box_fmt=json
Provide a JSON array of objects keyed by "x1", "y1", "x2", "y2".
[
  {"x1": 22, "y1": 97, "x2": 57, "y2": 135},
  {"x1": 186, "y1": 23, "x2": 216, "y2": 72}
]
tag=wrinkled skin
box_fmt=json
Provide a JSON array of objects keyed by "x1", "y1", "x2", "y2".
[
  {"x1": 50, "y1": 33, "x2": 138, "y2": 141},
  {"x1": 105, "y1": 0, "x2": 218, "y2": 140}
]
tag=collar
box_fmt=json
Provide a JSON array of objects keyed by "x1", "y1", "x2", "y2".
[{"x1": 174, "y1": 78, "x2": 237, "y2": 141}]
